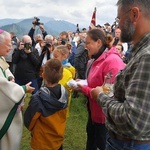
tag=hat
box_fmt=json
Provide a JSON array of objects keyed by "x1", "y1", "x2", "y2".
[
  {"x1": 82, "y1": 28, "x2": 86, "y2": 31},
  {"x1": 0, "y1": 29, "x2": 4, "y2": 34},
  {"x1": 104, "y1": 23, "x2": 110, "y2": 26},
  {"x1": 96, "y1": 24, "x2": 101, "y2": 28}
]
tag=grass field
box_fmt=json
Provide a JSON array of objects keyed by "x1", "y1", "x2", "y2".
[{"x1": 21, "y1": 93, "x2": 88, "y2": 150}]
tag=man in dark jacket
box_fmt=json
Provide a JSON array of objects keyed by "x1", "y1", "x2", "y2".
[
  {"x1": 12, "y1": 35, "x2": 40, "y2": 94},
  {"x1": 73, "y1": 37, "x2": 89, "y2": 98},
  {"x1": 74, "y1": 37, "x2": 88, "y2": 79}
]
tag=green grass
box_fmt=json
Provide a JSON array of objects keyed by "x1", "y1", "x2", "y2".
[{"x1": 21, "y1": 93, "x2": 88, "y2": 150}]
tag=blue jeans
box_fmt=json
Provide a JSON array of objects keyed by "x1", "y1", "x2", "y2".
[
  {"x1": 106, "y1": 133, "x2": 150, "y2": 150},
  {"x1": 15, "y1": 78, "x2": 39, "y2": 94}
]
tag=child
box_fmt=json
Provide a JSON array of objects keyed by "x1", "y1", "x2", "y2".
[
  {"x1": 52, "y1": 45, "x2": 75, "y2": 117},
  {"x1": 116, "y1": 44, "x2": 124, "y2": 58},
  {"x1": 24, "y1": 59, "x2": 68, "y2": 150}
]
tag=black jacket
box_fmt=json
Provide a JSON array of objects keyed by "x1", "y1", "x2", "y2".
[
  {"x1": 12, "y1": 47, "x2": 40, "y2": 80},
  {"x1": 74, "y1": 42, "x2": 88, "y2": 70}
]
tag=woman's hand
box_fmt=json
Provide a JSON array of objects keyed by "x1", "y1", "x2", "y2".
[{"x1": 70, "y1": 83, "x2": 82, "y2": 92}]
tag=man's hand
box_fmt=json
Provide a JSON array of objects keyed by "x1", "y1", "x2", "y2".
[
  {"x1": 39, "y1": 25, "x2": 45, "y2": 32},
  {"x1": 40, "y1": 40, "x2": 46, "y2": 48},
  {"x1": 24, "y1": 49, "x2": 31, "y2": 53},
  {"x1": 25, "y1": 82, "x2": 35, "y2": 93},
  {"x1": 32, "y1": 19, "x2": 36, "y2": 29},
  {"x1": 18, "y1": 42, "x2": 24, "y2": 50},
  {"x1": 8, "y1": 76, "x2": 15, "y2": 82},
  {"x1": 91, "y1": 86, "x2": 103, "y2": 100}
]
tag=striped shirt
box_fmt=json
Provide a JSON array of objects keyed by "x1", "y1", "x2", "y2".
[{"x1": 98, "y1": 32, "x2": 150, "y2": 140}]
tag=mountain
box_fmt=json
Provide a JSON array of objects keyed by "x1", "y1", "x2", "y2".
[
  {"x1": 0, "y1": 17, "x2": 77, "y2": 39},
  {"x1": 0, "y1": 24, "x2": 26, "y2": 38},
  {"x1": 45, "y1": 20, "x2": 76, "y2": 34},
  {"x1": 37, "y1": 16, "x2": 55, "y2": 23},
  {"x1": 0, "y1": 18, "x2": 23, "y2": 27}
]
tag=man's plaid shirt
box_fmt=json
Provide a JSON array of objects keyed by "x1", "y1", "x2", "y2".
[{"x1": 98, "y1": 32, "x2": 150, "y2": 140}]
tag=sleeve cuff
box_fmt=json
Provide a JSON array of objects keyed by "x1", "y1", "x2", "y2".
[{"x1": 22, "y1": 85, "x2": 26, "y2": 92}]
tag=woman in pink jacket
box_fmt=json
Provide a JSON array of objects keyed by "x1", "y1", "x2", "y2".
[{"x1": 73, "y1": 29, "x2": 125, "y2": 150}]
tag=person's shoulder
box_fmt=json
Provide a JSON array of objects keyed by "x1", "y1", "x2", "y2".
[
  {"x1": 64, "y1": 63, "x2": 75, "y2": 70},
  {"x1": 30, "y1": 90, "x2": 40, "y2": 100},
  {"x1": 29, "y1": 88, "x2": 48, "y2": 105},
  {"x1": 60, "y1": 84, "x2": 69, "y2": 101},
  {"x1": 31, "y1": 46, "x2": 39, "y2": 54},
  {"x1": 59, "y1": 68, "x2": 73, "y2": 86},
  {"x1": 63, "y1": 67, "x2": 72, "y2": 73},
  {"x1": 62, "y1": 68, "x2": 73, "y2": 79},
  {"x1": 106, "y1": 46, "x2": 121, "y2": 58},
  {"x1": 63, "y1": 65, "x2": 75, "y2": 77},
  {"x1": 103, "y1": 51, "x2": 125, "y2": 68},
  {"x1": 77, "y1": 42, "x2": 85, "y2": 49},
  {"x1": 35, "y1": 42, "x2": 40, "y2": 48},
  {"x1": 0, "y1": 57, "x2": 9, "y2": 69}
]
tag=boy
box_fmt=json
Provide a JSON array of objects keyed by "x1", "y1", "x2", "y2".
[{"x1": 24, "y1": 59, "x2": 68, "y2": 150}]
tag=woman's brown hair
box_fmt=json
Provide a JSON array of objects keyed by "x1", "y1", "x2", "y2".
[{"x1": 87, "y1": 29, "x2": 114, "y2": 48}]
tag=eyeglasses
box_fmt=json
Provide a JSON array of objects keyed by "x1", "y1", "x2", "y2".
[{"x1": 115, "y1": 9, "x2": 132, "y2": 23}]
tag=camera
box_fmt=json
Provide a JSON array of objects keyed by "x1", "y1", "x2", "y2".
[
  {"x1": 45, "y1": 42, "x2": 51, "y2": 47},
  {"x1": 32, "y1": 17, "x2": 43, "y2": 26},
  {"x1": 24, "y1": 43, "x2": 31, "y2": 50},
  {"x1": 76, "y1": 23, "x2": 80, "y2": 33}
]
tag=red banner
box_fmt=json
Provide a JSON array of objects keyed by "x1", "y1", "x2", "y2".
[{"x1": 89, "y1": 7, "x2": 96, "y2": 30}]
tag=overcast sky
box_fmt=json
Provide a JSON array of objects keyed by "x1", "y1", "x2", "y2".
[{"x1": 0, "y1": 0, "x2": 118, "y2": 28}]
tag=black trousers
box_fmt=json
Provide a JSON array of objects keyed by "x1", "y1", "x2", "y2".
[{"x1": 86, "y1": 112, "x2": 107, "y2": 150}]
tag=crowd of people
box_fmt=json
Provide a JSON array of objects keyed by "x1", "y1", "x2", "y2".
[{"x1": 0, "y1": 0, "x2": 150, "y2": 149}]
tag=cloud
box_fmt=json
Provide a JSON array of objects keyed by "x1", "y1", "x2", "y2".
[{"x1": 0, "y1": 0, "x2": 117, "y2": 27}]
